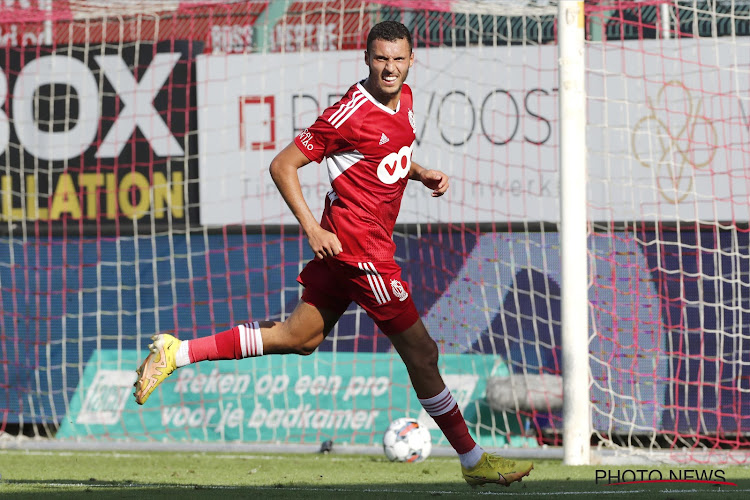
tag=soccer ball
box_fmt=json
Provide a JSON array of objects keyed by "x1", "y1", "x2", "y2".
[{"x1": 382, "y1": 417, "x2": 432, "y2": 463}]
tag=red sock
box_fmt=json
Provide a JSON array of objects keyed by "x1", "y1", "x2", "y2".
[
  {"x1": 419, "y1": 387, "x2": 476, "y2": 454},
  {"x1": 188, "y1": 322, "x2": 262, "y2": 363}
]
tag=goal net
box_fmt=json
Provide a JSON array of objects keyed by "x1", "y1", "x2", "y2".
[
  {"x1": 584, "y1": 0, "x2": 750, "y2": 463},
  {"x1": 1, "y1": 0, "x2": 749, "y2": 463}
]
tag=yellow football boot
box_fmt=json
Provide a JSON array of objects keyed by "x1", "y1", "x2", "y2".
[
  {"x1": 133, "y1": 334, "x2": 181, "y2": 405},
  {"x1": 461, "y1": 452, "x2": 533, "y2": 488}
]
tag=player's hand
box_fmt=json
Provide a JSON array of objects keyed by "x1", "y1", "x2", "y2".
[
  {"x1": 306, "y1": 225, "x2": 343, "y2": 259},
  {"x1": 419, "y1": 169, "x2": 449, "y2": 197}
]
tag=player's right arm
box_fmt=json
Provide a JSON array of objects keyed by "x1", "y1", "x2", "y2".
[{"x1": 269, "y1": 142, "x2": 343, "y2": 259}]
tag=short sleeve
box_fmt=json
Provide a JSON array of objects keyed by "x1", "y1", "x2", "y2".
[{"x1": 294, "y1": 116, "x2": 352, "y2": 164}]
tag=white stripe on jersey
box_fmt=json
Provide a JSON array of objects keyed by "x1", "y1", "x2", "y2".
[
  {"x1": 358, "y1": 262, "x2": 391, "y2": 304},
  {"x1": 328, "y1": 91, "x2": 357, "y2": 124},
  {"x1": 329, "y1": 92, "x2": 368, "y2": 129},
  {"x1": 328, "y1": 91, "x2": 364, "y2": 125},
  {"x1": 332, "y1": 96, "x2": 368, "y2": 129},
  {"x1": 326, "y1": 149, "x2": 364, "y2": 183}
]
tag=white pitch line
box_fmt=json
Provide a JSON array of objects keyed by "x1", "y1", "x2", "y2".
[{"x1": 31, "y1": 483, "x2": 750, "y2": 496}]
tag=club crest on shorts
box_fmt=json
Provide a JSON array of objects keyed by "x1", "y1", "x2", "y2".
[{"x1": 390, "y1": 279, "x2": 408, "y2": 302}]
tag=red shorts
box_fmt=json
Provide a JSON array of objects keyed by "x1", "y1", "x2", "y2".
[{"x1": 296, "y1": 257, "x2": 419, "y2": 335}]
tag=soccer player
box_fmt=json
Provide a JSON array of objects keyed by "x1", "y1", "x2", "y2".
[{"x1": 134, "y1": 20, "x2": 533, "y2": 488}]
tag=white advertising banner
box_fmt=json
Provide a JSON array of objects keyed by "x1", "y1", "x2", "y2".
[{"x1": 196, "y1": 39, "x2": 750, "y2": 225}]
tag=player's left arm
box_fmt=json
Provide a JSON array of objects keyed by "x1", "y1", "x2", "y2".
[{"x1": 409, "y1": 161, "x2": 449, "y2": 197}]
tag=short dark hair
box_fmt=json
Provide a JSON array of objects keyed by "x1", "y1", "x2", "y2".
[{"x1": 366, "y1": 21, "x2": 412, "y2": 52}]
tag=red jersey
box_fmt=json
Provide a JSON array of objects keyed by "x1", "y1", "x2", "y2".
[{"x1": 294, "y1": 81, "x2": 416, "y2": 264}]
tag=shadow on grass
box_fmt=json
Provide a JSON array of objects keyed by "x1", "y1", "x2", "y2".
[{"x1": 2, "y1": 477, "x2": 748, "y2": 500}]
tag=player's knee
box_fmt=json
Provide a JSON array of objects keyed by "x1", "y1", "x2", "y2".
[
  {"x1": 421, "y1": 338, "x2": 439, "y2": 368},
  {"x1": 404, "y1": 337, "x2": 439, "y2": 372}
]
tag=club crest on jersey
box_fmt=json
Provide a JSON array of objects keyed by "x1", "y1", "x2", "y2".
[
  {"x1": 408, "y1": 108, "x2": 416, "y2": 134},
  {"x1": 377, "y1": 143, "x2": 413, "y2": 185},
  {"x1": 390, "y1": 279, "x2": 408, "y2": 302}
]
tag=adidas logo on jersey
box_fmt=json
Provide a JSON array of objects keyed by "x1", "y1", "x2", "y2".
[{"x1": 379, "y1": 133, "x2": 389, "y2": 145}]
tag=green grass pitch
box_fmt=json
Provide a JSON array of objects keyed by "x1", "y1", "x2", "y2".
[{"x1": 1, "y1": 450, "x2": 750, "y2": 499}]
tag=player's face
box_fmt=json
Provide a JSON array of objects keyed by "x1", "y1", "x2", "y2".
[{"x1": 364, "y1": 38, "x2": 414, "y2": 108}]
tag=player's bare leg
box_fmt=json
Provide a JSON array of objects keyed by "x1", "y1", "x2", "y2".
[
  {"x1": 260, "y1": 301, "x2": 341, "y2": 355},
  {"x1": 388, "y1": 319, "x2": 533, "y2": 488},
  {"x1": 134, "y1": 301, "x2": 340, "y2": 404},
  {"x1": 387, "y1": 319, "x2": 444, "y2": 398}
]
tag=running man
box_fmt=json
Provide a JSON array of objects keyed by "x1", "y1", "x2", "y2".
[{"x1": 134, "y1": 20, "x2": 532, "y2": 488}]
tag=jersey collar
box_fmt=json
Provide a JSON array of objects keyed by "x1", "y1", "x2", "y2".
[{"x1": 357, "y1": 80, "x2": 400, "y2": 115}]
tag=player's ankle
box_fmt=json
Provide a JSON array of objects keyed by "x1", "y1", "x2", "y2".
[
  {"x1": 175, "y1": 340, "x2": 191, "y2": 367},
  {"x1": 459, "y1": 444, "x2": 485, "y2": 468}
]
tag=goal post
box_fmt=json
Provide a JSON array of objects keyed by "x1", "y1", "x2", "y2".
[
  {"x1": 558, "y1": 0, "x2": 590, "y2": 466},
  {"x1": 2, "y1": 0, "x2": 750, "y2": 465}
]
